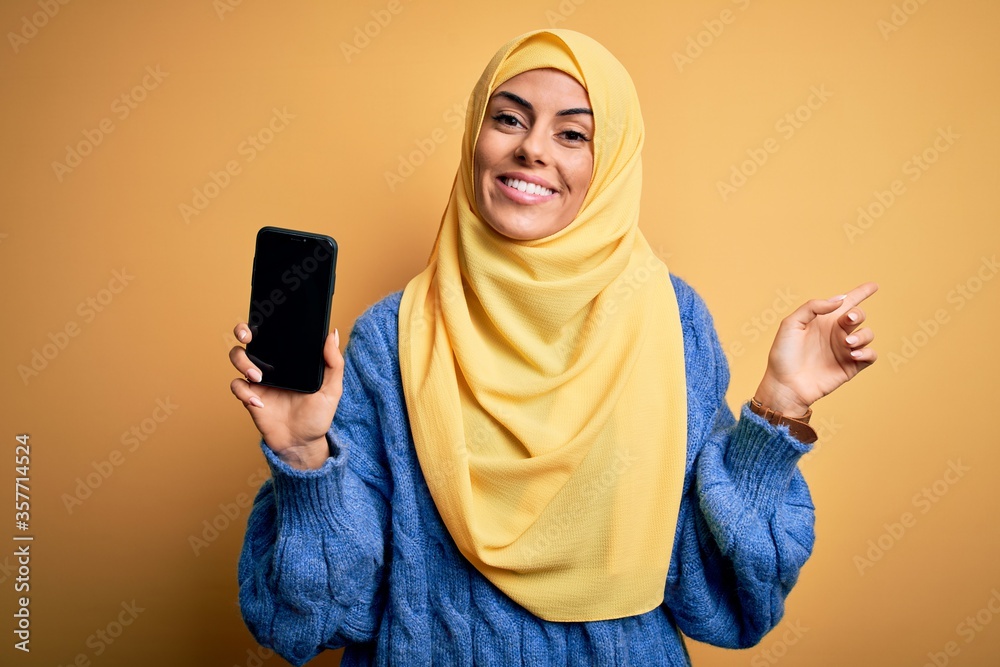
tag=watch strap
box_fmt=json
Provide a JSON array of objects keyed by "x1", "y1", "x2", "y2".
[{"x1": 749, "y1": 397, "x2": 818, "y2": 444}]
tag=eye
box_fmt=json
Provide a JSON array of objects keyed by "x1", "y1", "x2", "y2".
[
  {"x1": 560, "y1": 129, "x2": 590, "y2": 143},
  {"x1": 491, "y1": 112, "x2": 524, "y2": 129}
]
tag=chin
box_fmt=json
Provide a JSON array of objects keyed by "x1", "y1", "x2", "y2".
[
  {"x1": 487, "y1": 220, "x2": 547, "y2": 241},
  {"x1": 483, "y1": 209, "x2": 563, "y2": 241}
]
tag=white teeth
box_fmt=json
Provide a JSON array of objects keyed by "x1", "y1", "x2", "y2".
[{"x1": 503, "y1": 177, "x2": 553, "y2": 196}]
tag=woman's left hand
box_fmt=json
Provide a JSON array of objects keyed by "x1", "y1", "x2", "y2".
[{"x1": 753, "y1": 282, "x2": 879, "y2": 417}]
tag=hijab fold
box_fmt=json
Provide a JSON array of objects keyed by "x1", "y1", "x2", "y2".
[{"x1": 398, "y1": 28, "x2": 688, "y2": 622}]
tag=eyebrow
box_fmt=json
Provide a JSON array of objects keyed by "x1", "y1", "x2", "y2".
[{"x1": 491, "y1": 90, "x2": 593, "y2": 117}]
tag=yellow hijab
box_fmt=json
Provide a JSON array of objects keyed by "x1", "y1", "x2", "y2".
[{"x1": 398, "y1": 29, "x2": 687, "y2": 622}]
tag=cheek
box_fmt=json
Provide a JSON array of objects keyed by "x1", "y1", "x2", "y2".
[
  {"x1": 473, "y1": 144, "x2": 484, "y2": 181},
  {"x1": 473, "y1": 139, "x2": 497, "y2": 189},
  {"x1": 473, "y1": 143, "x2": 491, "y2": 203},
  {"x1": 568, "y1": 155, "x2": 594, "y2": 196}
]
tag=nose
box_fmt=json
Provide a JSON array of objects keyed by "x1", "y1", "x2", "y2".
[{"x1": 514, "y1": 125, "x2": 549, "y2": 165}]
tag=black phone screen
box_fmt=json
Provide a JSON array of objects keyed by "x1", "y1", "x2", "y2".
[{"x1": 245, "y1": 227, "x2": 337, "y2": 393}]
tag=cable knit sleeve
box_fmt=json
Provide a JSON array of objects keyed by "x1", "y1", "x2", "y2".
[
  {"x1": 237, "y1": 305, "x2": 394, "y2": 667},
  {"x1": 663, "y1": 275, "x2": 816, "y2": 649}
]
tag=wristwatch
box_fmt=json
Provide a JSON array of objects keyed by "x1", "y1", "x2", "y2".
[{"x1": 748, "y1": 397, "x2": 818, "y2": 444}]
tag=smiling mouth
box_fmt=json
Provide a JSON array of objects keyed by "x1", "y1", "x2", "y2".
[{"x1": 499, "y1": 176, "x2": 557, "y2": 197}]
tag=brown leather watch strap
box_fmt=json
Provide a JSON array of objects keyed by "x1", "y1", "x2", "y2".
[{"x1": 749, "y1": 397, "x2": 818, "y2": 444}]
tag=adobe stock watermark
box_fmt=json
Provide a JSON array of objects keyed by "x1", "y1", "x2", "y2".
[
  {"x1": 216, "y1": 236, "x2": 333, "y2": 355},
  {"x1": 340, "y1": 0, "x2": 411, "y2": 63},
  {"x1": 232, "y1": 644, "x2": 276, "y2": 667},
  {"x1": 246, "y1": 240, "x2": 334, "y2": 333},
  {"x1": 672, "y1": 0, "x2": 755, "y2": 73},
  {"x1": 569, "y1": 251, "x2": 670, "y2": 341},
  {"x1": 421, "y1": 414, "x2": 500, "y2": 491},
  {"x1": 877, "y1": 0, "x2": 933, "y2": 41},
  {"x1": 17, "y1": 268, "x2": 135, "y2": 385},
  {"x1": 843, "y1": 126, "x2": 959, "y2": 243},
  {"x1": 723, "y1": 288, "x2": 797, "y2": 359},
  {"x1": 887, "y1": 254, "x2": 996, "y2": 372},
  {"x1": 465, "y1": 403, "x2": 514, "y2": 459},
  {"x1": 61, "y1": 398, "x2": 179, "y2": 514},
  {"x1": 396, "y1": 273, "x2": 462, "y2": 357},
  {"x1": 651, "y1": 244, "x2": 673, "y2": 264},
  {"x1": 420, "y1": 438, "x2": 467, "y2": 494},
  {"x1": 188, "y1": 467, "x2": 269, "y2": 556},
  {"x1": 853, "y1": 459, "x2": 970, "y2": 576},
  {"x1": 0, "y1": 555, "x2": 16, "y2": 585},
  {"x1": 56, "y1": 600, "x2": 145, "y2": 667},
  {"x1": 385, "y1": 96, "x2": 468, "y2": 191},
  {"x1": 717, "y1": 85, "x2": 833, "y2": 202},
  {"x1": 749, "y1": 619, "x2": 808, "y2": 666},
  {"x1": 7, "y1": 0, "x2": 72, "y2": 54},
  {"x1": 919, "y1": 587, "x2": 1000, "y2": 667},
  {"x1": 797, "y1": 414, "x2": 844, "y2": 467},
  {"x1": 546, "y1": 248, "x2": 673, "y2": 364},
  {"x1": 421, "y1": 404, "x2": 520, "y2": 496},
  {"x1": 523, "y1": 448, "x2": 638, "y2": 563},
  {"x1": 545, "y1": 0, "x2": 587, "y2": 27},
  {"x1": 178, "y1": 107, "x2": 294, "y2": 223},
  {"x1": 51, "y1": 65, "x2": 169, "y2": 183},
  {"x1": 214, "y1": 0, "x2": 248, "y2": 20}
]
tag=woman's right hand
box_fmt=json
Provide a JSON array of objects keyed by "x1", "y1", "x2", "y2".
[{"x1": 229, "y1": 324, "x2": 345, "y2": 470}]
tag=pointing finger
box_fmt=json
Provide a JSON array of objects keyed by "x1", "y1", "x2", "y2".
[{"x1": 840, "y1": 282, "x2": 879, "y2": 311}]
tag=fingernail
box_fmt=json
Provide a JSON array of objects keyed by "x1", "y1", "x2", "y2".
[
  {"x1": 334, "y1": 328, "x2": 340, "y2": 347},
  {"x1": 850, "y1": 350, "x2": 862, "y2": 358},
  {"x1": 846, "y1": 335, "x2": 858, "y2": 345},
  {"x1": 847, "y1": 312, "x2": 858, "y2": 322},
  {"x1": 249, "y1": 396, "x2": 264, "y2": 408},
  {"x1": 829, "y1": 294, "x2": 847, "y2": 302},
  {"x1": 247, "y1": 368, "x2": 262, "y2": 383},
  {"x1": 238, "y1": 329, "x2": 247, "y2": 341}
]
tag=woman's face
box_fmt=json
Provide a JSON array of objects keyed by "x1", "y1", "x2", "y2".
[{"x1": 473, "y1": 68, "x2": 595, "y2": 241}]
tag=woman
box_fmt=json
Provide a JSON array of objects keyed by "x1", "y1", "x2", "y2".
[{"x1": 230, "y1": 29, "x2": 877, "y2": 666}]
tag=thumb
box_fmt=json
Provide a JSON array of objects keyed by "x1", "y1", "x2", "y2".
[
  {"x1": 320, "y1": 328, "x2": 345, "y2": 395},
  {"x1": 787, "y1": 294, "x2": 846, "y2": 327}
]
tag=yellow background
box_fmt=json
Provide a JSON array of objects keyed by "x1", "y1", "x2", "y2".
[{"x1": 2, "y1": 0, "x2": 998, "y2": 665}]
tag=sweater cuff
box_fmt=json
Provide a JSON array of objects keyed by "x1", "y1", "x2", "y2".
[
  {"x1": 259, "y1": 432, "x2": 348, "y2": 531},
  {"x1": 724, "y1": 403, "x2": 813, "y2": 517}
]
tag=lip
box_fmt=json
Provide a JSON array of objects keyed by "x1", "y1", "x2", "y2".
[{"x1": 495, "y1": 172, "x2": 559, "y2": 205}]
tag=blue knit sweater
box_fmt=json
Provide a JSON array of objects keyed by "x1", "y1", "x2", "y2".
[{"x1": 238, "y1": 275, "x2": 816, "y2": 666}]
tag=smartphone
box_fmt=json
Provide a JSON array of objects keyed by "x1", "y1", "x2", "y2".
[{"x1": 245, "y1": 226, "x2": 337, "y2": 393}]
